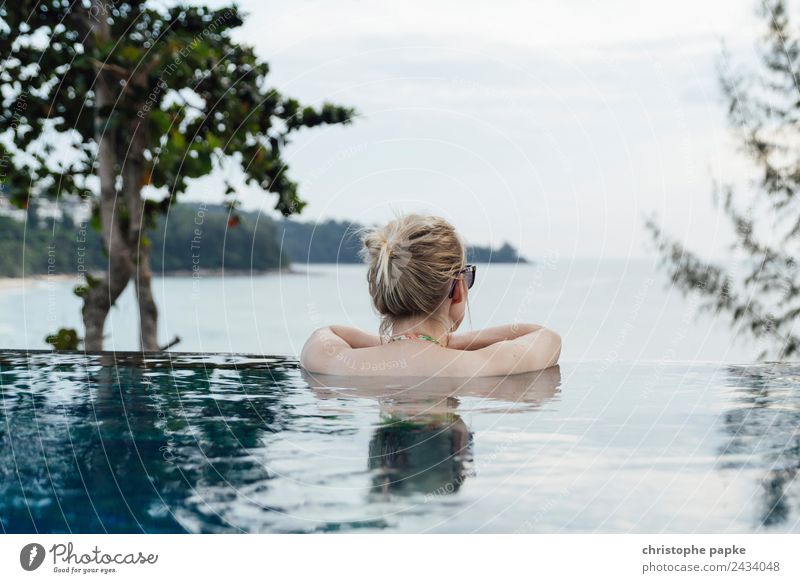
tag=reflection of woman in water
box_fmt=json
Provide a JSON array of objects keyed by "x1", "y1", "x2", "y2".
[
  {"x1": 369, "y1": 405, "x2": 473, "y2": 499},
  {"x1": 300, "y1": 213, "x2": 561, "y2": 377},
  {"x1": 305, "y1": 366, "x2": 560, "y2": 499}
]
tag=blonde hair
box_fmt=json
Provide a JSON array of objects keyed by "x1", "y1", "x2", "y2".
[{"x1": 359, "y1": 213, "x2": 466, "y2": 339}]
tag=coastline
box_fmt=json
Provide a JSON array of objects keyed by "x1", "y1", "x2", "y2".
[
  {"x1": 0, "y1": 273, "x2": 80, "y2": 291},
  {"x1": 0, "y1": 266, "x2": 303, "y2": 291}
]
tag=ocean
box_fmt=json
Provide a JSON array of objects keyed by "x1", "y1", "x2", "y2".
[{"x1": 0, "y1": 258, "x2": 771, "y2": 362}]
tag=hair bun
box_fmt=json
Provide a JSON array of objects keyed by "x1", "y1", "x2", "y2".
[{"x1": 380, "y1": 238, "x2": 391, "y2": 256}]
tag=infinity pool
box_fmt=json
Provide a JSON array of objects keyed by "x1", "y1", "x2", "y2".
[{"x1": 1, "y1": 350, "x2": 798, "y2": 533}]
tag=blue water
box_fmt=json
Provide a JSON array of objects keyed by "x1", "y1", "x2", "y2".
[{"x1": 0, "y1": 350, "x2": 798, "y2": 533}]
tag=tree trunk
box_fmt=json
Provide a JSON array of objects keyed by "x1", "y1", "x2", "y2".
[
  {"x1": 124, "y1": 120, "x2": 160, "y2": 351},
  {"x1": 83, "y1": 0, "x2": 134, "y2": 351},
  {"x1": 134, "y1": 241, "x2": 159, "y2": 351}
]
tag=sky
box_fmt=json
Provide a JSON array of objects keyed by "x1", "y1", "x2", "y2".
[{"x1": 185, "y1": 0, "x2": 769, "y2": 259}]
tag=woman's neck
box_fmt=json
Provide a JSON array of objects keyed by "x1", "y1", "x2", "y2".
[{"x1": 391, "y1": 317, "x2": 451, "y2": 347}]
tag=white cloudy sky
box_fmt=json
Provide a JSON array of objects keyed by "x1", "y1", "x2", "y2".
[{"x1": 188, "y1": 0, "x2": 768, "y2": 259}]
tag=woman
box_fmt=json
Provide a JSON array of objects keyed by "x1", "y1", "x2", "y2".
[{"x1": 300, "y1": 213, "x2": 561, "y2": 377}]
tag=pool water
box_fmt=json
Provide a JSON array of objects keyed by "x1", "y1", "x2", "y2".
[{"x1": 0, "y1": 350, "x2": 798, "y2": 533}]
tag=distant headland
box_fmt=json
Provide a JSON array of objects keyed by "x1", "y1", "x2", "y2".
[{"x1": 0, "y1": 202, "x2": 528, "y2": 277}]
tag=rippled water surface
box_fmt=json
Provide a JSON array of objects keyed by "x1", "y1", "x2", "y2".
[{"x1": 1, "y1": 351, "x2": 798, "y2": 533}]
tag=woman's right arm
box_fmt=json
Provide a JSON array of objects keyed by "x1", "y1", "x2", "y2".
[
  {"x1": 474, "y1": 327, "x2": 562, "y2": 374},
  {"x1": 300, "y1": 327, "x2": 347, "y2": 373},
  {"x1": 300, "y1": 325, "x2": 379, "y2": 373}
]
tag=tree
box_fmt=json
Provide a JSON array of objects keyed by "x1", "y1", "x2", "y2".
[
  {"x1": 0, "y1": 1, "x2": 354, "y2": 350},
  {"x1": 647, "y1": 0, "x2": 800, "y2": 359}
]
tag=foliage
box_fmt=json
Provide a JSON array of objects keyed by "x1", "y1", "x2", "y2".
[
  {"x1": 151, "y1": 203, "x2": 285, "y2": 272},
  {"x1": 467, "y1": 242, "x2": 528, "y2": 264},
  {"x1": 0, "y1": 1, "x2": 355, "y2": 349},
  {"x1": 0, "y1": 205, "x2": 529, "y2": 276},
  {"x1": 0, "y1": 1, "x2": 354, "y2": 214},
  {"x1": 647, "y1": 0, "x2": 800, "y2": 359},
  {"x1": 44, "y1": 328, "x2": 82, "y2": 350},
  {"x1": 0, "y1": 203, "x2": 285, "y2": 275},
  {"x1": 276, "y1": 218, "x2": 363, "y2": 264},
  {"x1": 277, "y1": 218, "x2": 529, "y2": 264}
]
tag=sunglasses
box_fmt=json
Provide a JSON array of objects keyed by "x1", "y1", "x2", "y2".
[{"x1": 448, "y1": 264, "x2": 476, "y2": 298}]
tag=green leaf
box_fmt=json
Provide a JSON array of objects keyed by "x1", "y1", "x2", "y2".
[{"x1": 44, "y1": 328, "x2": 82, "y2": 351}]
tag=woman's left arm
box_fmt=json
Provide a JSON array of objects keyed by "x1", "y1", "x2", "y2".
[{"x1": 449, "y1": 323, "x2": 545, "y2": 351}]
